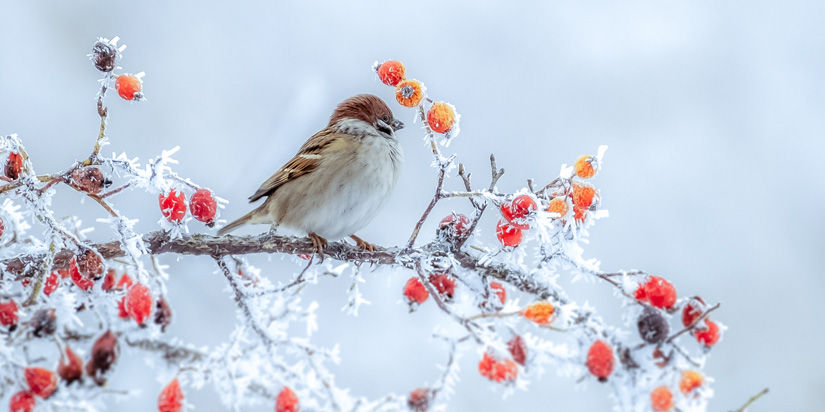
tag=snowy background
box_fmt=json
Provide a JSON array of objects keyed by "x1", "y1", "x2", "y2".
[{"x1": 1, "y1": 1, "x2": 823, "y2": 410}]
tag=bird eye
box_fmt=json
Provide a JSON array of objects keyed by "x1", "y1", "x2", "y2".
[{"x1": 382, "y1": 115, "x2": 390, "y2": 123}]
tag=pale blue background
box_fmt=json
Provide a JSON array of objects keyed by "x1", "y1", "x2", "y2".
[{"x1": 1, "y1": 1, "x2": 823, "y2": 411}]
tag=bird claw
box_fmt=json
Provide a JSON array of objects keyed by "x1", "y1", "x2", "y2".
[
  {"x1": 350, "y1": 234, "x2": 378, "y2": 252},
  {"x1": 308, "y1": 232, "x2": 328, "y2": 261}
]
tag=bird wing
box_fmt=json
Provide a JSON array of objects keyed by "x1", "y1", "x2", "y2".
[{"x1": 247, "y1": 128, "x2": 341, "y2": 202}]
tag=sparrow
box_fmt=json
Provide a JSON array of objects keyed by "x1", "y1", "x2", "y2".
[{"x1": 218, "y1": 94, "x2": 405, "y2": 255}]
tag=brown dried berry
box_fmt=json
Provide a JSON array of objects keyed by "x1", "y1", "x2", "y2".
[
  {"x1": 92, "y1": 40, "x2": 117, "y2": 72},
  {"x1": 58, "y1": 347, "x2": 83, "y2": 385},
  {"x1": 70, "y1": 168, "x2": 110, "y2": 195},
  {"x1": 30, "y1": 308, "x2": 57, "y2": 338},
  {"x1": 5, "y1": 152, "x2": 23, "y2": 180},
  {"x1": 638, "y1": 307, "x2": 670, "y2": 344},
  {"x1": 407, "y1": 388, "x2": 431, "y2": 412},
  {"x1": 76, "y1": 249, "x2": 104, "y2": 280},
  {"x1": 154, "y1": 297, "x2": 172, "y2": 332},
  {"x1": 507, "y1": 335, "x2": 528, "y2": 366},
  {"x1": 86, "y1": 330, "x2": 119, "y2": 386}
]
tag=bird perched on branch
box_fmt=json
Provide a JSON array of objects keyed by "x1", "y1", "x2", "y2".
[{"x1": 218, "y1": 94, "x2": 405, "y2": 256}]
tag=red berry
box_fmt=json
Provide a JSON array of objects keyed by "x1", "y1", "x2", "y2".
[
  {"x1": 101, "y1": 269, "x2": 116, "y2": 291},
  {"x1": 407, "y1": 388, "x2": 431, "y2": 412},
  {"x1": 189, "y1": 188, "x2": 217, "y2": 225},
  {"x1": 0, "y1": 217, "x2": 5, "y2": 238},
  {"x1": 116, "y1": 273, "x2": 134, "y2": 290},
  {"x1": 159, "y1": 190, "x2": 187, "y2": 222},
  {"x1": 376, "y1": 60, "x2": 406, "y2": 87},
  {"x1": 651, "y1": 386, "x2": 675, "y2": 412},
  {"x1": 69, "y1": 258, "x2": 94, "y2": 291},
  {"x1": 681, "y1": 297, "x2": 706, "y2": 327},
  {"x1": 117, "y1": 297, "x2": 130, "y2": 319},
  {"x1": 500, "y1": 195, "x2": 537, "y2": 229},
  {"x1": 478, "y1": 352, "x2": 517, "y2": 383},
  {"x1": 42, "y1": 272, "x2": 59, "y2": 296},
  {"x1": 58, "y1": 347, "x2": 84, "y2": 384},
  {"x1": 9, "y1": 391, "x2": 35, "y2": 412},
  {"x1": 694, "y1": 319, "x2": 720, "y2": 347},
  {"x1": 5, "y1": 152, "x2": 23, "y2": 180},
  {"x1": 489, "y1": 281, "x2": 506, "y2": 304},
  {"x1": 158, "y1": 378, "x2": 184, "y2": 412},
  {"x1": 496, "y1": 219, "x2": 522, "y2": 247},
  {"x1": 403, "y1": 277, "x2": 429, "y2": 305},
  {"x1": 116, "y1": 74, "x2": 142, "y2": 100},
  {"x1": 427, "y1": 273, "x2": 455, "y2": 298},
  {"x1": 125, "y1": 283, "x2": 153, "y2": 325},
  {"x1": 635, "y1": 276, "x2": 677, "y2": 309},
  {"x1": 24, "y1": 367, "x2": 57, "y2": 398},
  {"x1": 586, "y1": 340, "x2": 615, "y2": 382},
  {"x1": 507, "y1": 335, "x2": 527, "y2": 366},
  {"x1": 438, "y1": 213, "x2": 470, "y2": 238},
  {"x1": 0, "y1": 299, "x2": 19, "y2": 328},
  {"x1": 276, "y1": 386, "x2": 299, "y2": 412}
]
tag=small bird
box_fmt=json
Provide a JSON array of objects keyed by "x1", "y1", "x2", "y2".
[{"x1": 218, "y1": 94, "x2": 405, "y2": 255}]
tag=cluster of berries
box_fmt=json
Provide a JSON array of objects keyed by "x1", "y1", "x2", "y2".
[
  {"x1": 91, "y1": 37, "x2": 145, "y2": 101},
  {"x1": 159, "y1": 188, "x2": 218, "y2": 226}
]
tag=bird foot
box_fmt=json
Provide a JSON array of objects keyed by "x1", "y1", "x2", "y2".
[
  {"x1": 308, "y1": 232, "x2": 328, "y2": 261},
  {"x1": 350, "y1": 234, "x2": 377, "y2": 251}
]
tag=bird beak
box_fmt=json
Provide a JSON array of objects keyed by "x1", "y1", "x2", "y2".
[{"x1": 391, "y1": 119, "x2": 405, "y2": 131}]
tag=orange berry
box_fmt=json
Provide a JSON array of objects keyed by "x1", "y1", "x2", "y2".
[
  {"x1": 574, "y1": 155, "x2": 597, "y2": 178},
  {"x1": 650, "y1": 386, "x2": 674, "y2": 412},
  {"x1": 426, "y1": 102, "x2": 456, "y2": 133},
  {"x1": 679, "y1": 370, "x2": 704, "y2": 395},
  {"x1": 571, "y1": 183, "x2": 598, "y2": 209},
  {"x1": 546, "y1": 197, "x2": 569, "y2": 218},
  {"x1": 376, "y1": 60, "x2": 406, "y2": 86},
  {"x1": 489, "y1": 281, "x2": 506, "y2": 304},
  {"x1": 115, "y1": 74, "x2": 142, "y2": 100},
  {"x1": 522, "y1": 301, "x2": 555, "y2": 325},
  {"x1": 395, "y1": 79, "x2": 425, "y2": 107}
]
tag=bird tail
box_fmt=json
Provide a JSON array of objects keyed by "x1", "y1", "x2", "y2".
[{"x1": 217, "y1": 208, "x2": 261, "y2": 236}]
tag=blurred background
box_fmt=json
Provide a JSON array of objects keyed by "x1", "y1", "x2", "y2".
[{"x1": 1, "y1": 1, "x2": 823, "y2": 410}]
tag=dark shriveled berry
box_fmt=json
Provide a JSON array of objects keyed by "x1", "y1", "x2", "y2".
[
  {"x1": 92, "y1": 40, "x2": 117, "y2": 72},
  {"x1": 637, "y1": 307, "x2": 670, "y2": 344},
  {"x1": 407, "y1": 388, "x2": 431, "y2": 412},
  {"x1": 86, "y1": 330, "x2": 119, "y2": 386},
  {"x1": 30, "y1": 308, "x2": 57, "y2": 337}
]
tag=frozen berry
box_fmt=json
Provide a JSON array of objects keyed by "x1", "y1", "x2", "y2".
[
  {"x1": 407, "y1": 387, "x2": 430, "y2": 412},
  {"x1": 571, "y1": 183, "x2": 598, "y2": 209},
  {"x1": 43, "y1": 272, "x2": 59, "y2": 296},
  {"x1": 428, "y1": 273, "x2": 455, "y2": 298},
  {"x1": 574, "y1": 154, "x2": 598, "y2": 179},
  {"x1": 116, "y1": 273, "x2": 134, "y2": 290},
  {"x1": 681, "y1": 297, "x2": 706, "y2": 327},
  {"x1": 438, "y1": 213, "x2": 470, "y2": 239},
  {"x1": 496, "y1": 219, "x2": 522, "y2": 247},
  {"x1": 69, "y1": 258, "x2": 94, "y2": 291},
  {"x1": 0, "y1": 299, "x2": 19, "y2": 330},
  {"x1": 102, "y1": 269, "x2": 116, "y2": 291},
  {"x1": 159, "y1": 190, "x2": 187, "y2": 222},
  {"x1": 189, "y1": 188, "x2": 217, "y2": 225},
  {"x1": 115, "y1": 74, "x2": 143, "y2": 100},
  {"x1": 70, "y1": 167, "x2": 109, "y2": 194},
  {"x1": 635, "y1": 276, "x2": 677, "y2": 309},
  {"x1": 573, "y1": 205, "x2": 587, "y2": 223},
  {"x1": 0, "y1": 217, "x2": 4, "y2": 238},
  {"x1": 478, "y1": 352, "x2": 517, "y2": 383},
  {"x1": 158, "y1": 378, "x2": 184, "y2": 412},
  {"x1": 5, "y1": 152, "x2": 23, "y2": 180},
  {"x1": 403, "y1": 277, "x2": 429, "y2": 305},
  {"x1": 125, "y1": 283, "x2": 153, "y2": 325},
  {"x1": 489, "y1": 281, "x2": 506, "y2": 304},
  {"x1": 507, "y1": 335, "x2": 527, "y2": 366},
  {"x1": 637, "y1": 307, "x2": 669, "y2": 344},
  {"x1": 376, "y1": 60, "x2": 406, "y2": 86},
  {"x1": 76, "y1": 249, "x2": 104, "y2": 280},
  {"x1": 500, "y1": 195, "x2": 537, "y2": 229},
  {"x1": 546, "y1": 197, "x2": 569, "y2": 218},
  {"x1": 586, "y1": 340, "x2": 614, "y2": 382},
  {"x1": 395, "y1": 79, "x2": 425, "y2": 107},
  {"x1": 58, "y1": 347, "x2": 83, "y2": 384},
  {"x1": 155, "y1": 297, "x2": 172, "y2": 332},
  {"x1": 92, "y1": 39, "x2": 117, "y2": 72},
  {"x1": 426, "y1": 102, "x2": 456, "y2": 133},
  {"x1": 30, "y1": 308, "x2": 57, "y2": 338},
  {"x1": 117, "y1": 297, "x2": 129, "y2": 319},
  {"x1": 679, "y1": 370, "x2": 704, "y2": 395},
  {"x1": 650, "y1": 386, "x2": 674, "y2": 412},
  {"x1": 522, "y1": 301, "x2": 555, "y2": 325},
  {"x1": 693, "y1": 319, "x2": 720, "y2": 347},
  {"x1": 9, "y1": 391, "x2": 35, "y2": 412},
  {"x1": 276, "y1": 386, "x2": 299, "y2": 412},
  {"x1": 24, "y1": 367, "x2": 57, "y2": 398},
  {"x1": 86, "y1": 330, "x2": 119, "y2": 386}
]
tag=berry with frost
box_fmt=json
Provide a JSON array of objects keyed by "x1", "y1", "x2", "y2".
[
  {"x1": 500, "y1": 195, "x2": 537, "y2": 229},
  {"x1": 546, "y1": 197, "x2": 569, "y2": 218},
  {"x1": 637, "y1": 307, "x2": 669, "y2": 344},
  {"x1": 428, "y1": 273, "x2": 455, "y2": 299},
  {"x1": 69, "y1": 258, "x2": 95, "y2": 291},
  {"x1": 8, "y1": 391, "x2": 35, "y2": 412},
  {"x1": 117, "y1": 297, "x2": 129, "y2": 318},
  {"x1": 0, "y1": 217, "x2": 4, "y2": 238},
  {"x1": 403, "y1": 277, "x2": 429, "y2": 305},
  {"x1": 489, "y1": 281, "x2": 506, "y2": 304},
  {"x1": 635, "y1": 276, "x2": 677, "y2": 309},
  {"x1": 376, "y1": 60, "x2": 406, "y2": 86},
  {"x1": 571, "y1": 183, "x2": 598, "y2": 209},
  {"x1": 58, "y1": 347, "x2": 83, "y2": 384},
  {"x1": 437, "y1": 213, "x2": 470, "y2": 239},
  {"x1": 102, "y1": 269, "x2": 116, "y2": 291},
  {"x1": 86, "y1": 330, "x2": 119, "y2": 386},
  {"x1": 190, "y1": 188, "x2": 217, "y2": 225},
  {"x1": 407, "y1": 387, "x2": 431, "y2": 412},
  {"x1": 650, "y1": 386, "x2": 675, "y2": 412},
  {"x1": 159, "y1": 190, "x2": 187, "y2": 222},
  {"x1": 276, "y1": 386, "x2": 299, "y2": 412},
  {"x1": 24, "y1": 367, "x2": 57, "y2": 398},
  {"x1": 116, "y1": 73, "x2": 143, "y2": 100},
  {"x1": 573, "y1": 205, "x2": 587, "y2": 223},
  {"x1": 0, "y1": 299, "x2": 19, "y2": 330},
  {"x1": 155, "y1": 297, "x2": 172, "y2": 332},
  {"x1": 395, "y1": 79, "x2": 425, "y2": 107},
  {"x1": 522, "y1": 301, "x2": 555, "y2": 325},
  {"x1": 693, "y1": 319, "x2": 720, "y2": 347},
  {"x1": 574, "y1": 154, "x2": 598, "y2": 178},
  {"x1": 77, "y1": 249, "x2": 104, "y2": 280},
  {"x1": 478, "y1": 352, "x2": 518, "y2": 383},
  {"x1": 679, "y1": 370, "x2": 704, "y2": 395},
  {"x1": 125, "y1": 283, "x2": 153, "y2": 325},
  {"x1": 682, "y1": 296, "x2": 706, "y2": 327},
  {"x1": 586, "y1": 340, "x2": 615, "y2": 382},
  {"x1": 70, "y1": 167, "x2": 110, "y2": 194},
  {"x1": 427, "y1": 102, "x2": 456, "y2": 133},
  {"x1": 116, "y1": 272, "x2": 134, "y2": 290},
  {"x1": 508, "y1": 335, "x2": 527, "y2": 366},
  {"x1": 496, "y1": 219, "x2": 523, "y2": 247},
  {"x1": 43, "y1": 272, "x2": 59, "y2": 296},
  {"x1": 92, "y1": 39, "x2": 117, "y2": 72},
  {"x1": 5, "y1": 152, "x2": 23, "y2": 180},
  {"x1": 30, "y1": 308, "x2": 57, "y2": 338},
  {"x1": 158, "y1": 378, "x2": 184, "y2": 412}
]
